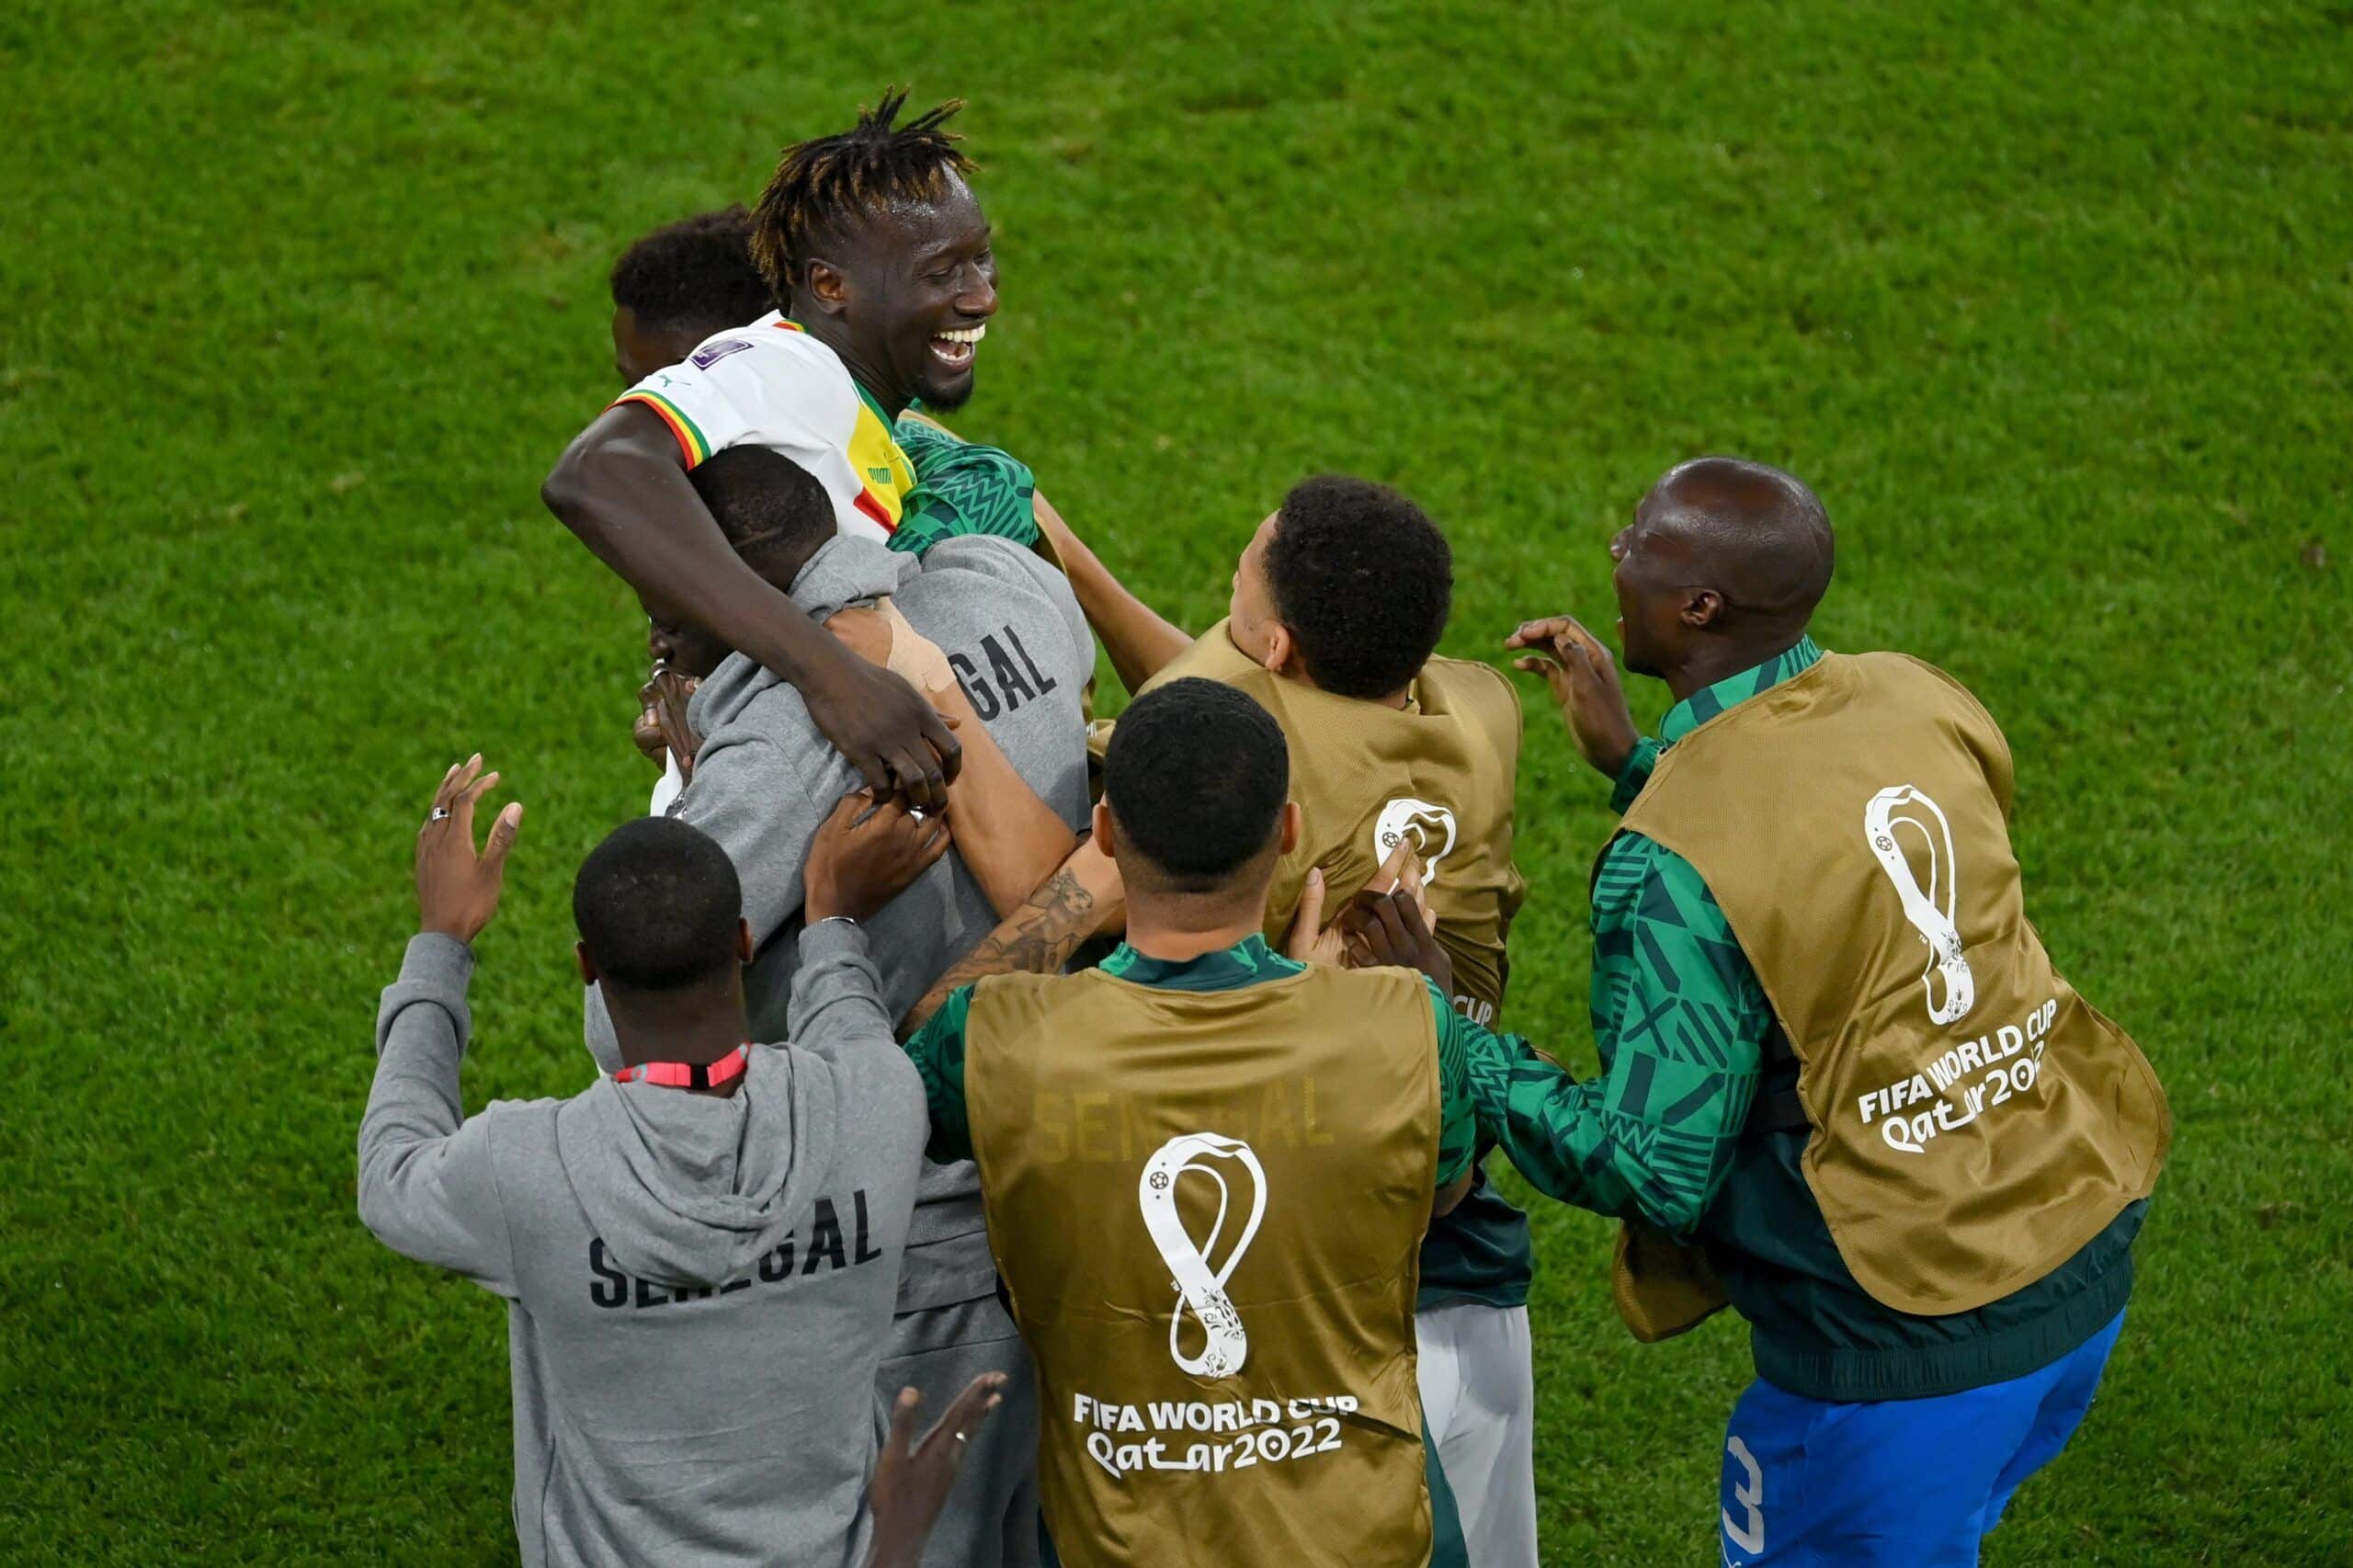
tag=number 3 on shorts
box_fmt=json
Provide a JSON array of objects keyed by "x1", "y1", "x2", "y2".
[{"x1": 1722, "y1": 1433, "x2": 1766, "y2": 1557}]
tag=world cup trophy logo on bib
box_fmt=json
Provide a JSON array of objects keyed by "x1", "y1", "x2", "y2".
[
  {"x1": 1139, "y1": 1133, "x2": 1267, "y2": 1378},
  {"x1": 1862, "y1": 784, "x2": 1975, "y2": 1025},
  {"x1": 1371, "y1": 797, "x2": 1458, "y2": 881}
]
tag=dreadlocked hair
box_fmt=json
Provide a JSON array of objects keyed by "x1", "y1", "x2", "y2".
[{"x1": 749, "y1": 90, "x2": 974, "y2": 296}]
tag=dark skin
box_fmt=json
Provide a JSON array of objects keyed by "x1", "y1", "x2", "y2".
[
  {"x1": 576, "y1": 922, "x2": 760, "y2": 1096},
  {"x1": 546, "y1": 409, "x2": 956, "y2": 805},
  {"x1": 865, "y1": 1373, "x2": 1009, "y2": 1568},
  {"x1": 611, "y1": 305, "x2": 719, "y2": 390},
  {"x1": 545, "y1": 180, "x2": 996, "y2": 810},
  {"x1": 571, "y1": 790, "x2": 944, "y2": 1096},
  {"x1": 614, "y1": 328, "x2": 754, "y2": 773},
  {"x1": 1506, "y1": 456, "x2": 1833, "y2": 778},
  {"x1": 793, "y1": 176, "x2": 997, "y2": 419}
]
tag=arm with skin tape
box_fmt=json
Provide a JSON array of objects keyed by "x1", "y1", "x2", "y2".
[{"x1": 826, "y1": 604, "x2": 1081, "y2": 919}]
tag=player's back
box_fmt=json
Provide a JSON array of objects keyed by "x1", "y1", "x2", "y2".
[
  {"x1": 960, "y1": 955, "x2": 1446, "y2": 1567},
  {"x1": 1142, "y1": 621, "x2": 1527, "y2": 1025}
]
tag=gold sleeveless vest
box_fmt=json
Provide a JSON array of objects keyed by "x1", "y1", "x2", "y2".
[
  {"x1": 1141, "y1": 622, "x2": 1528, "y2": 1025},
  {"x1": 1616, "y1": 652, "x2": 2169, "y2": 1318},
  {"x1": 962, "y1": 963, "x2": 1441, "y2": 1566}
]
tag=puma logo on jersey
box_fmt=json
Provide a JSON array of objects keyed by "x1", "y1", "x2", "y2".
[{"x1": 1372, "y1": 797, "x2": 1457, "y2": 880}]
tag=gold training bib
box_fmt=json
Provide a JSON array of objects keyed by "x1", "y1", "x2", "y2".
[
  {"x1": 961, "y1": 963, "x2": 1442, "y2": 1566},
  {"x1": 1142, "y1": 623, "x2": 1527, "y2": 1026},
  {"x1": 1617, "y1": 653, "x2": 2169, "y2": 1317}
]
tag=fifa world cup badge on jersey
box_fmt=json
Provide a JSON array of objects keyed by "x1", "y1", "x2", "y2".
[
  {"x1": 1373, "y1": 796, "x2": 1458, "y2": 879},
  {"x1": 1141, "y1": 1134, "x2": 1265, "y2": 1378},
  {"x1": 689, "y1": 338, "x2": 755, "y2": 369}
]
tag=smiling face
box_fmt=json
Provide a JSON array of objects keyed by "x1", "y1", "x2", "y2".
[{"x1": 811, "y1": 174, "x2": 997, "y2": 413}]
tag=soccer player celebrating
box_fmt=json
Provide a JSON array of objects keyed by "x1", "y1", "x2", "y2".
[
  {"x1": 597, "y1": 199, "x2": 1042, "y2": 815},
  {"x1": 1040, "y1": 479, "x2": 1542, "y2": 1563},
  {"x1": 1503, "y1": 457, "x2": 2171, "y2": 1564},
  {"x1": 546, "y1": 93, "x2": 1021, "y2": 808}
]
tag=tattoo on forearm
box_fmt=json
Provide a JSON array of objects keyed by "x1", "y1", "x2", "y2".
[{"x1": 903, "y1": 868, "x2": 1100, "y2": 1031}]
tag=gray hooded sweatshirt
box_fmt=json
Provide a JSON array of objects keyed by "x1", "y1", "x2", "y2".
[
  {"x1": 585, "y1": 532, "x2": 1093, "y2": 1312},
  {"x1": 361, "y1": 932, "x2": 925, "y2": 1567}
]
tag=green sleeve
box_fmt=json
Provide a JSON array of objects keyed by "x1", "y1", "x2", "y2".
[
  {"x1": 901, "y1": 985, "x2": 978, "y2": 1163},
  {"x1": 1425, "y1": 978, "x2": 1478, "y2": 1189},
  {"x1": 1454, "y1": 835, "x2": 1771, "y2": 1237},
  {"x1": 888, "y1": 421, "x2": 1039, "y2": 556},
  {"x1": 1609, "y1": 736, "x2": 1663, "y2": 814}
]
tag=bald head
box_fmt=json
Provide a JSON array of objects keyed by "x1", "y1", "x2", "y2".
[
  {"x1": 1609, "y1": 457, "x2": 1834, "y2": 689},
  {"x1": 1641, "y1": 457, "x2": 1835, "y2": 622}
]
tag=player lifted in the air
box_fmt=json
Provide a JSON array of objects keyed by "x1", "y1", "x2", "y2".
[
  {"x1": 547, "y1": 96, "x2": 1056, "y2": 1568},
  {"x1": 546, "y1": 93, "x2": 1031, "y2": 810}
]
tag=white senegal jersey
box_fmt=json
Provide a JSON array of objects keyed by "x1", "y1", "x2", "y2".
[{"x1": 611, "y1": 311, "x2": 917, "y2": 543}]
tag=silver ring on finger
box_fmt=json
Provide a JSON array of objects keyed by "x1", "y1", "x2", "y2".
[{"x1": 428, "y1": 806, "x2": 452, "y2": 823}]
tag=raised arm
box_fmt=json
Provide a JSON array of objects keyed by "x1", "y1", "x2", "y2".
[
  {"x1": 901, "y1": 835, "x2": 1125, "y2": 1033},
  {"x1": 358, "y1": 758, "x2": 524, "y2": 1294},
  {"x1": 1339, "y1": 878, "x2": 1764, "y2": 1236},
  {"x1": 1031, "y1": 491, "x2": 1192, "y2": 693},
  {"x1": 831, "y1": 604, "x2": 1081, "y2": 919},
  {"x1": 541, "y1": 403, "x2": 959, "y2": 808}
]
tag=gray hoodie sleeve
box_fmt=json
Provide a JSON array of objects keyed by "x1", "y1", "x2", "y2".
[
  {"x1": 676, "y1": 727, "x2": 835, "y2": 948},
  {"x1": 785, "y1": 918, "x2": 901, "y2": 1062},
  {"x1": 358, "y1": 935, "x2": 518, "y2": 1299}
]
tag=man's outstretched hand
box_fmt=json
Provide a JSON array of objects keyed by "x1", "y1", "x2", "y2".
[
  {"x1": 801, "y1": 638, "x2": 962, "y2": 812},
  {"x1": 1506, "y1": 614, "x2": 1641, "y2": 779},
  {"x1": 415, "y1": 755, "x2": 522, "y2": 944},
  {"x1": 803, "y1": 790, "x2": 954, "y2": 925},
  {"x1": 863, "y1": 1373, "x2": 1009, "y2": 1568}
]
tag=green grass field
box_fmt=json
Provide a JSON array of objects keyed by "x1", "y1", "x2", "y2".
[{"x1": 6, "y1": 1, "x2": 2349, "y2": 1560}]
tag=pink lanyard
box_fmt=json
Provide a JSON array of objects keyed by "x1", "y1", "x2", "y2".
[{"x1": 611, "y1": 1045, "x2": 751, "y2": 1090}]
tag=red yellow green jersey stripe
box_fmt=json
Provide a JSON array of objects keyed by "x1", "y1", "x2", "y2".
[{"x1": 612, "y1": 389, "x2": 711, "y2": 469}]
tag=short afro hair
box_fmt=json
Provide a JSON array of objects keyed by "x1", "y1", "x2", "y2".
[
  {"x1": 608, "y1": 207, "x2": 777, "y2": 336},
  {"x1": 750, "y1": 90, "x2": 975, "y2": 297},
  {"x1": 688, "y1": 446, "x2": 835, "y2": 573},
  {"x1": 1264, "y1": 476, "x2": 1452, "y2": 699},
  {"x1": 1103, "y1": 679, "x2": 1290, "y2": 892},
  {"x1": 573, "y1": 817, "x2": 743, "y2": 992}
]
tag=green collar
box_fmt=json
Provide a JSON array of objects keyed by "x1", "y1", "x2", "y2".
[
  {"x1": 1659, "y1": 635, "x2": 1824, "y2": 743},
  {"x1": 852, "y1": 379, "x2": 898, "y2": 428},
  {"x1": 1097, "y1": 933, "x2": 1303, "y2": 993}
]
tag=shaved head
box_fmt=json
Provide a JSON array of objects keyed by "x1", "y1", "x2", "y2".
[
  {"x1": 1609, "y1": 456, "x2": 1835, "y2": 687},
  {"x1": 1641, "y1": 457, "x2": 1835, "y2": 621}
]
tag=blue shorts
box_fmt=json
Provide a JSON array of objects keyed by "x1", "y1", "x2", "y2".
[{"x1": 1719, "y1": 1311, "x2": 2124, "y2": 1567}]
